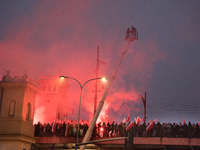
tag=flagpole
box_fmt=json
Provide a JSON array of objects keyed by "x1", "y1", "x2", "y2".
[
  {"x1": 79, "y1": 26, "x2": 138, "y2": 150},
  {"x1": 139, "y1": 91, "x2": 147, "y2": 136}
]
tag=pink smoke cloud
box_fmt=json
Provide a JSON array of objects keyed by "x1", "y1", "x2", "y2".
[{"x1": 0, "y1": 1, "x2": 167, "y2": 124}]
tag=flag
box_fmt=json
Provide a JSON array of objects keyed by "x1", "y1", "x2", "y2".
[
  {"x1": 51, "y1": 121, "x2": 56, "y2": 134},
  {"x1": 134, "y1": 117, "x2": 137, "y2": 123},
  {"x1": 65, "y1": 124, "x2": 69, "y2": 137},
  {"x1": 126, "y1": 121, "x2": 134, "y2": 131},
  {"x1": 183, "y1": 117, "x2": 185, "y2": 125},
  {"x1": 146, "y1": 118, "x2": 157, "y2": 134},
  {"x1": 134, "y1": 116, "x2": 141, "y2": 124},
  {"x1": 58, "y1": 123, "x2": 61, "y2": 129},
  {"x1": 109, "y1": 131, "x2": 112, "y2": 137},
  {"x1": 43, "y1": 123, "x2": 46, "y2": 133},
  {"x1": 122, "y1": 117, "x2": 126, "y2": 123},
  {"x1": 127, "y1": 114, "x2": 130, "y2": 122},
  {"x1": 137, "y1": 116, "x2": 141, "y2": 124}
]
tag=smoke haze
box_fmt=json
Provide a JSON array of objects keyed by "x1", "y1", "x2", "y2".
[{"x1": 0, "y1": 0, "x2": 200, "y2": 124}]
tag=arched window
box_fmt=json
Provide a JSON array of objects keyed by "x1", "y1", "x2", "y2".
[
  {"x1": 26, "y1": 103, "x2": 31, "y2": 119},
  {"x1": 9, "y1": 100, "x2": 16, "y2": 116}
]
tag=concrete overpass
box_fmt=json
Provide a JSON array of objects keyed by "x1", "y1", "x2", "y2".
[{"x1": 32, "y1": 137, "x2": 200, "y2": 150}]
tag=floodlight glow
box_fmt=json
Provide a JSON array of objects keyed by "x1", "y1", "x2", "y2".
[{"x1": 101, "y1": 77, "x2": 107, "y2": 82}]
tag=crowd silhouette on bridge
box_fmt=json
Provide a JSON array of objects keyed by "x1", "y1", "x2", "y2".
[{"x1": 34, "y1": 120, "x2": 200, "y2": 138}]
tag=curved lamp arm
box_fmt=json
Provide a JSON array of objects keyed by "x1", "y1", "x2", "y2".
[{"x1": 60, "y1": 76, "x2": 107, "y2": 89}]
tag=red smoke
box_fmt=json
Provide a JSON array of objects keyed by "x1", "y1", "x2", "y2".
[{"x1": 0, "y1": 1, "x2": 166, "y2": 124}]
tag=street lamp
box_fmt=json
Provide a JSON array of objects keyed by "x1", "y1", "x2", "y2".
[
  {"x1": 139, "y1": 91, "x2": 146, "y2": 136},
  {"x1": 59, "y1": 76, "x2": 107, "y2": 150}
]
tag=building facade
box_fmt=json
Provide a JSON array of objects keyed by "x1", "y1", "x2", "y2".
[
  {"x1": 34, "y1": 72, "x2": 70, "y2": 124},
  {"x1": 0, "y1": 71, "x2": 41, "y2": 150},
  {"x1": 0, "y1": 71, "x2": 70, "y2": 150}
]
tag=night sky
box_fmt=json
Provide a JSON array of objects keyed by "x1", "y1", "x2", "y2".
[{"x1": 0, "y1": 0, "x2": 200, "y2": 124}]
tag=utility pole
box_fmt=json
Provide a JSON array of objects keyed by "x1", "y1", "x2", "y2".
[
  {"x1": 94, "y1": 46, "x2": 106, "y2": 115},
  {"x1": 94, "y1": 47, "x2": 99, "y2": 115}
]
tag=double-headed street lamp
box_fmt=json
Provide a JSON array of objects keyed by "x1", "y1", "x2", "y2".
[
  {"x1": 139, "y1": 91, "x2": 146, "y2": 135},
  {"x1": 60, "y1": 76, "x2": 107, "y2": 150}
]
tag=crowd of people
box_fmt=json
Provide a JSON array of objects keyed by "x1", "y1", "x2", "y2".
[{"x1": 34, "y1": 121, "x2": 200, "y2": 138}]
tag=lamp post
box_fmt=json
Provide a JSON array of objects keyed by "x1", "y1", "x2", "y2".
[
  {"x1": 139, "y1": 91, "x2": 146, "y2": 135},
  {"x1": 59, "y1": 76, "x2": 107, "y2": 150}
]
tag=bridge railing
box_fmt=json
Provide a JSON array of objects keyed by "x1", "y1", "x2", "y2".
[{"x1": 34, "y1": 121, "x2": 200, "y2": 139}]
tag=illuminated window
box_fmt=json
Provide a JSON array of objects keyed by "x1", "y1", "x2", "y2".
[
  {"x1": 26, "y1": 103, "x2": 31, "y2": 119},
  {"x1": 9, "y1": 100, "x2": 16, "y2": 116}
]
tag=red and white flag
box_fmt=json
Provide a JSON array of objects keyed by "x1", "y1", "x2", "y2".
[
  {"x1": 146, "y1": 118, "x2": 157, "y2": 133},
  {"x1": 137, "y1": 116, "x2": 141, "y2": 124},
  {"x1": 134, "y1": 117, "x2": 137, "y2": 123},
  {"x1": 57, "y1": 123, "x2": 61, "y2": 130},
  {"x1": 51, "y1": 121, "x2": 56, "y2": 134},
  {"x1": 127, "y1": 114, "x2": 130, "y2": 122},
  {"x1": 126, "y1": 121, "x2": 134, "y2": 131},
  {"x1": 122, "y1": 117, "x2": 126, "y2": 123},
  {"x1": 43, "y1": 124, "x2": 46, "y2": 133},
  {"x1": 65, "y1": 124, "x2": 69, "y2": 137},
  {"x1": 134, "y1": 116, "x2": 141, "y2": 124}
]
